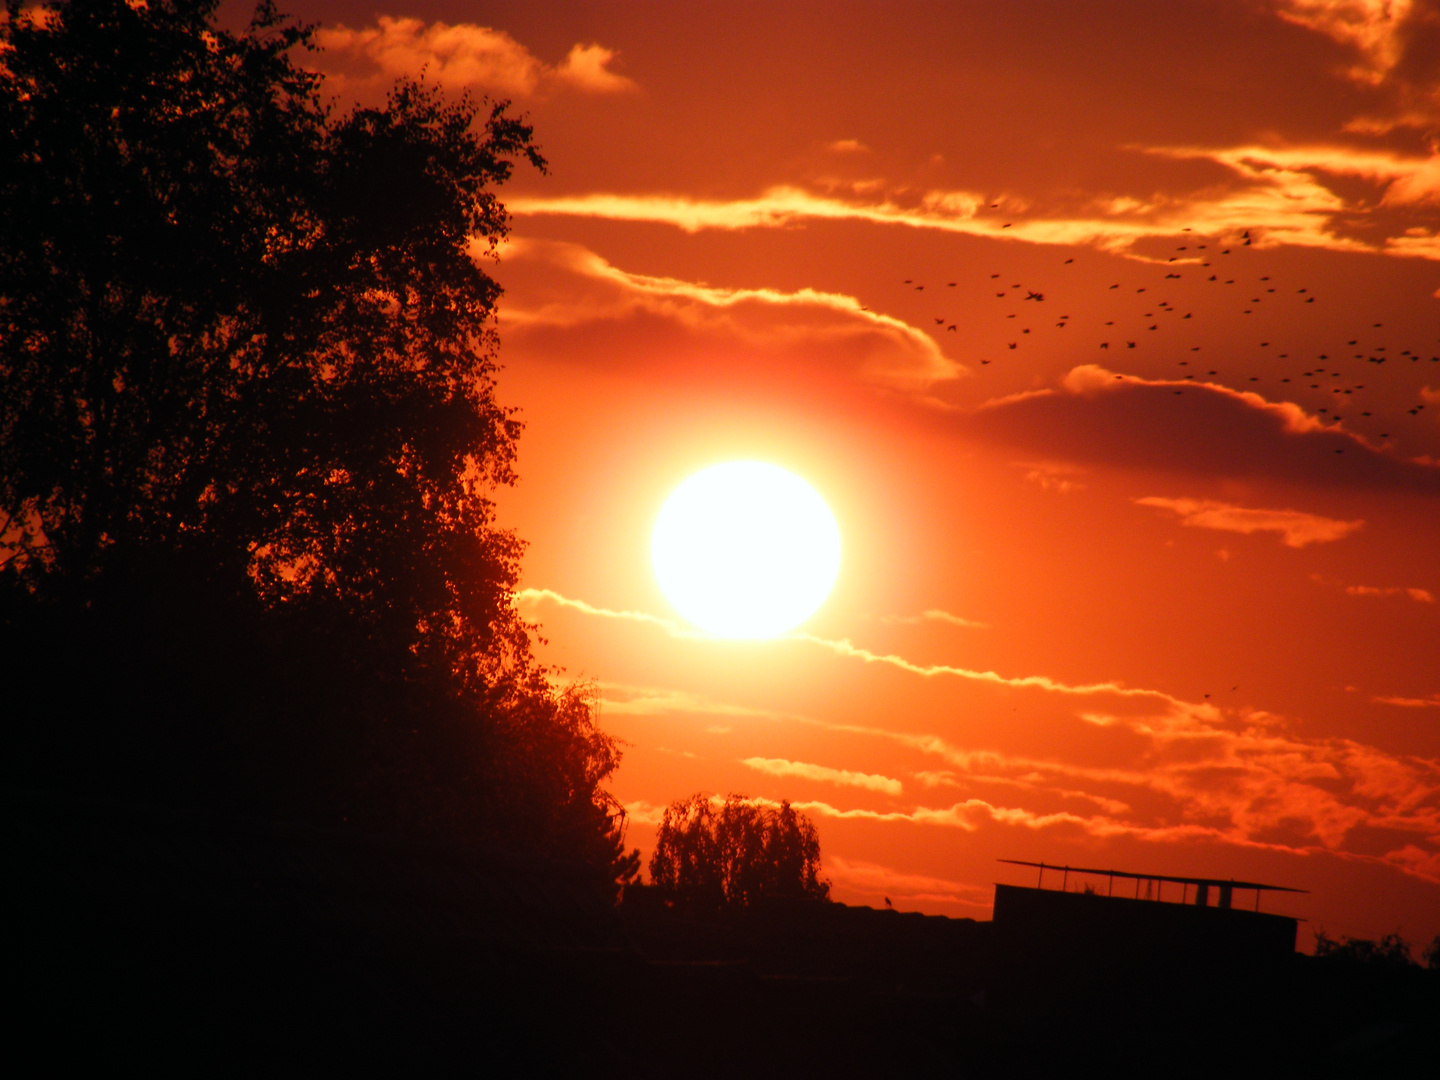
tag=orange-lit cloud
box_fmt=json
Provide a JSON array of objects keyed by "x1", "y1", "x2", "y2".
[
  {"x1": 916, "y1": 770, "x2": 1133, "y2": 816},
  {"x1": 968, "y1": 365, "x2": 1440, "y2": 493},
  {"x1": 1133, "y1": 496, "x2": 1364, "y2": 547},
  {"x1": 1373, "y1": 694, "x2": 1440, "y2": 707},
  {"x1": 824, "y1": 855, "x2": 991, "y2": 909},
  {"x1": 622, "y1": 799, "x2": 667, "y2": 826},
  {"x1": 792, "y1": 797, "x2": 1242, "y2": 845},
  {"x1": 1020, "y1": 461, "x2": 1086, "y2": 495},
  {"x1": 1146, "y1": 142, "x2": 1440, "y2": 222},
  {"x1": 1273, "y1": 0, "x2": 1423, "y2": 81},
  {"x1": 313, "y1": 17, "x2": 636, "y2": 99},
  {"x1": 881, "y1": 609, "x2": 988, "y2": 629},
  {"x1": 516, "y1": 587, "x2": 690, "y2": 634},
  {"x1": 597, "y1": 681, "x2": 789, "y2": 719},
  {"x1": 522, "y1": 587, "x2": 1440, "y2": 881},
  {"x1": 509, "y1": 184, "x2": 1283, "y2": 257},
  {"x1": 510, "y1": 162, "x2": 1440, "y2": 261},
  {"x1": 742, "y1": 756, "x2": 903, "y2": 795},
  {"x1": 1340, "y1": 582, "x2": 1436, "y2": 601},
  {"x1": 520, "y1": 586, "x2": 1190, "y2": 704},
  {"x1": 495, "y1": 237, "x2": 959, "y2": 390},
  {"x1": 792, "y1": 631, "x2": 1193, "y2": 704}
]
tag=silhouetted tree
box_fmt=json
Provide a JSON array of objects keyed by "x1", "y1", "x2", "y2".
[
  {"x1": 1313, "y1": 930, "x2": 1420, "y2": 970},
  {"x1": 649, "y1": 794, "x2": 830, "y2": 913},
  {"x1": 0, "y1": 0, "x2": 637, "y2": 889}
]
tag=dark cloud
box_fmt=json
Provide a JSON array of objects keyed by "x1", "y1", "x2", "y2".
[{"x1": 964, "y1": 365, "x2": 1440, "y2": 495}]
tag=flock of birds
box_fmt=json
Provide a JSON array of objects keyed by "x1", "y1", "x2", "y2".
[{"x1": 894, "y1": 230, "x2": 1437, "y2": 443}]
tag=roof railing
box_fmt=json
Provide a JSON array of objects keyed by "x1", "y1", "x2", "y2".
[{"x1": 998, "y1": 859, "x2": 1307, "y2": 911}]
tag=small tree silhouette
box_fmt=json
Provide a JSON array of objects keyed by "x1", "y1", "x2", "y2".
[
  {"x1": 649, "y1": 794, "x2": 830, "y2": 913},
  {"x1": 1313, "y1": 929, "x2": 1419, "y2": 969}
]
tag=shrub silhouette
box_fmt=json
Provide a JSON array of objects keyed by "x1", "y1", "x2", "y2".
[
  {"x1": 0, "y1": 0, "x2": 636, "y2": 888},
  {"x1": 1313, "y1": 930, "x2": 1423, "y2": 970},
  {"x1": 649, "y1": 794, "x2": 830, "y2": 913}
]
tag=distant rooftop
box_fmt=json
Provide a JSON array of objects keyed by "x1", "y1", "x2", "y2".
[{"x1": 999, "y1": 859, "x2": 1307, "y2": 911}]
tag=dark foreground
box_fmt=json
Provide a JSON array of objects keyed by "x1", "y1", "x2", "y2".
[{"x1": 10, "y1": 790, "x2": 1435, "y2": 1077}]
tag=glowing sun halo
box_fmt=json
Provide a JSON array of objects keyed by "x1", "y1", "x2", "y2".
[{"x1": 652, "y1": 461, "x2": 841, "y2": 639}]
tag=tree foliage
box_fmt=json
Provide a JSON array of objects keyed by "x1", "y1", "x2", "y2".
[
  {"x1": 0, "y1": 0, "x2": 636, "y2": 889},
  {"x1": 649, "y1": 793, "x2": 830, "y2": 913},
  {"x1": 1313, "y1": 930, "x2": 1438, "y2": 971}
]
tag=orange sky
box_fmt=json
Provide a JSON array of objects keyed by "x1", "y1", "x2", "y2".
[{"x1": 279, "y1": 0, "x2": 1440, "y2": 948}]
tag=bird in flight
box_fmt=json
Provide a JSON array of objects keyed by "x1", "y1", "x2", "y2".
[{"x1": 1025, "y1": 291, "x2": 1045, "y2": 301}]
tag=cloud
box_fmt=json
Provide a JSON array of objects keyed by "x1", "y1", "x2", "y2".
[
  {"x1": 594, "y1": 680, "x2": 789, "y2": 719},
  {"x1": 742, "y1": 756, "x2": 903, "y2": 795},
  {"x1": 516, "y1": 587, "x2": 690, "y2": 634},
  {"x1": 509, "y1": 185, "x2": 991, "y2": 235},
  {"x1": 1145, "y1": 142, "x2": 1440, "y2": 223},
  {"x1": 1339, "y1": 582, "x2": 1435, "y2": 601},
  {"x1": 526, "y1": 588, "x2": 1440, "y2": 881},
  {"x1": 826, "y1": 139, "x2": 869, "y2": 154},
  {"x1": 793, "y1": 796, "x2": 1242, "y2": 845},
  {"x1": 552, "y1": 43, "x2": 636, "y2": 94},
  {"x1": 1273, "y1": 0, "x2": 1435, "y2": 81},
  {"x1": 622, "y1": 799, "x2": 667, "y2": 826},
  {"x1": 1134, "y1": 496, "x2": 1363, "y2": 547},
  {"x1": 508, "y1": 184, "x2": 1303, "y2": 257},
  {"x1": 881, "y1": 609, "x2": 988, "y2": 629},
  {"x1": 495, "y1": 237, "x2": 959, "y2": 391},
  {"x1": 312, "y1": 17, "x2": 636, "y2": 99},
  {"x1": 966, "y1": 365, "x2": 1440, "y2": 494},
  {"x1": 916, "y1": 768, "x2": 1134, "y2": 816},
  {"x1": 792, "y1": 630, "x2": 1193, "y2": 706},
  {"x1": 520, "y1": 585, "x2": 1189, "y2": 706},
  {"x1": 509, "y1": 161, "x2": 1440, "y2": 261},
  {"x1": 823, "y1": 855, "x2": 991, "y2": 909},
  {"x1": 1019, "y1": 461, "x2": 1086, "y2": 495},
  {"x1": 1272, "y1": 1, "x2": 1440, "y2": 133}
]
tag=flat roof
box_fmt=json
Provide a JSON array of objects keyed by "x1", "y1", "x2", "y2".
[{"x1": 998, "y1": 860, "x2": 1307, "y2": 894}]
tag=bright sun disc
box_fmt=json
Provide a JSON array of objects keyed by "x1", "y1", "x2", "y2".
[{"x1": 652, "y1": 461, "x2": 841, "y2": 639}]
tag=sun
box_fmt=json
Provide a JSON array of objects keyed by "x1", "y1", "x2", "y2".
[{"x1": 652, "y1": 461, "x2": 841, "y2": 639}]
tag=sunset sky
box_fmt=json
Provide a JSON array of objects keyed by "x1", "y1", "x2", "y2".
[{"x1": 276, "y1": 0, "x2": 1439, "y2": 948}]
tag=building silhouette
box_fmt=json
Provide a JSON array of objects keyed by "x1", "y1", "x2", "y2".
[{"x1": 993, "y1": 859, "x2": 1303, "y2": 969}]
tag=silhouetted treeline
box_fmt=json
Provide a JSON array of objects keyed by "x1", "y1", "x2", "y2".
[
  {"x1": 1315, "y1": 929, "x2": 1440, "y2": 971},
  {"x1": 0, "y1": 0, "x2": 636, "y2": 887},
  {"x1": 647, "y1": 793, "x2": 830, "y2": 912}
]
